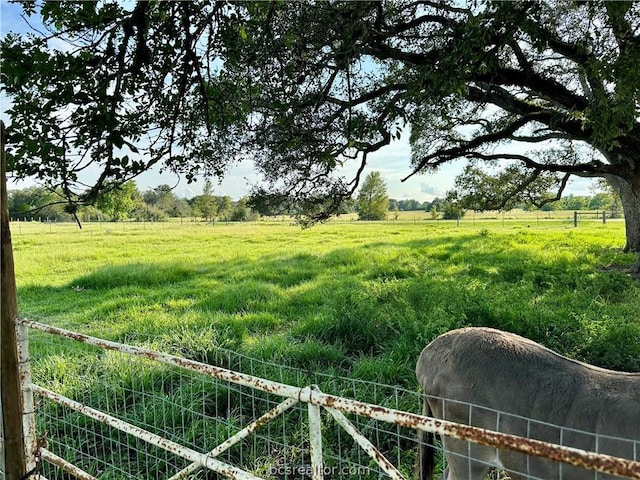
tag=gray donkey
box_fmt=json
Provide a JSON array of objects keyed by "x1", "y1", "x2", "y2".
[{"x1": 416, "y1": 327, "x2": 640, "y2": 480}]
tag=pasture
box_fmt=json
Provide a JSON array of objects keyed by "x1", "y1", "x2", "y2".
[
  {"x1": 13, "y1": 216, "x2": 640, "y2": 379},
  {"x1": 13, "y1": 217, "x2": 640, "y2": 376},
  {"x1": 10, "y1": 216, "x2": 640, "y2": 476}
]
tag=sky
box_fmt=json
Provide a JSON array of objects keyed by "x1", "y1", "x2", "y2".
[{"x1": 0, "y1": 1, "x2": 597, "y2": 202}]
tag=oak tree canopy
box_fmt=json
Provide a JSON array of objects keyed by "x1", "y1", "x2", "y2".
[{"x1": 2, "y1": 1, "x2": 640, "y2": 266}]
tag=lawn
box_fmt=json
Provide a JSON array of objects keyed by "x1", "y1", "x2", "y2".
[{"x1": 10, "y1": 216, "x2": 640, "y2": 478}]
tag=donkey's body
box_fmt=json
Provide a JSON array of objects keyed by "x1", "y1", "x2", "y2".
[{"x1": 416, "y1": 328, "x2": 640, "y2": 480}]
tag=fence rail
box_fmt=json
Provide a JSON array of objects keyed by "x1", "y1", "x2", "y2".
[{"x1": 15, "y1": 318, "x2": 640, "y2": 480}]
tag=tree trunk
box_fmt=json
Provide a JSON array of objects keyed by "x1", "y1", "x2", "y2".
[
  {"x1": 1, "y1": 121, "x2": 28, "y2": 477},
  {"x1": 606, "y1": 173, "x2": 640, "y2": 273}
]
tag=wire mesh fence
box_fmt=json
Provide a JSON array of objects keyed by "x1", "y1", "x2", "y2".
[
  {"x1": 32, "y1": 334, "x2": 422, "y2": 479},
  {"x1": 23, "y1": 320, "x2": 640, "y2": 480}
]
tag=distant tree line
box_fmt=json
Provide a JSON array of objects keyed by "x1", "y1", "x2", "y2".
[
  {"x1": 387, "y1": 193, "x2": 620, "y2": 214},
  {"x1": 524, "y1": 192, "x2": 621, "y2": 214},
  {"x1": 345, "y1": 171, "x2": 623, "y2": 222},
  {"x1": 7, "y1": 180, "x2": 260, "y2": 223},
  {"x1": 9, "y1": 177, "x2": 621, "y2": 224},
  {"x1": 396, "y1": 192, "x2": 622, "y2": 220}
]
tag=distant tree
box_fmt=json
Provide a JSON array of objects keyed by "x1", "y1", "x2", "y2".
[
  {"x1": 193, "y1": 180, "x2": 217, "y2": 222},
  {"x1": 425, "y1": 197, "x2": 446, "y2": 213},
  {"x1": 8, "y1": 187, "x2": 46, "y2": 218},
  {"x1": 561, "y1": 195, "x2": 589, "y2": 211},
  {"x1": 95, "y1": 181, "x2": 141, "y2": 221},
  {"x1": 144, "y1": 185, "x2": 178, "y2": 217},
  {"x1": 231, "y1": 197, "x2": 259, "y2": 221},
  {"x1": 144, "y1": 205, "x2": 168, "y2": 222},
  {"x1": 337, "y1": 197, "x2": 357, "y2": 215},
  {"x1": 81, "y1": 205, "x2": 109, "y2": 222},
  {"x1": 397, "y1": 199, "x2": 422, "y2": 211},
  {"x1": 540, "y1": 202, "x2": 561, "y2": 212},
  {"x1": 8, "y1": 186, "x2": 72, "y2": 221},
  {"x1": 217, "y1": 196, "x2": 233, "y2": 222},
  {"x1": 588, "y1": 181, "x2": 622, "y2": 216},
  {"x1": 173, "y1": 198, "x2": 192, "y2": 218},
  {"x1": 442, "y1": 204, "x2": 465, "y2": 220},
  {"x1": 390, "y1": 201, "x2": 400, "y2": 221},
  {"x1": 189, "y1": 201, "x2": 202, "y2": 220},
  {"x1": 357, "y1": 171, "x2": 388, "y2": 221},
  {"x1": 589, "y1": 193, "x2": 613, "y2": 211},
  {"x1": 231, "y1": 198, "x2": 248, "y2": 221},
  {"x1": 441, "y1": 192, "x2": 466, "y2": 220}
]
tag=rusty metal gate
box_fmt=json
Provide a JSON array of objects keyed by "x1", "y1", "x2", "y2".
[{"x1": 13, "y1": 318, "x2": 640, "y2": 480}]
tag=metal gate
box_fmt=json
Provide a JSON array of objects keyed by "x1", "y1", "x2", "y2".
[{"x1": 13, "y1": 318, "x2": 640, "y2": 480}]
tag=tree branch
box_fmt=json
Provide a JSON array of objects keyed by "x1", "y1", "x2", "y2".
[
  {"x1": 464, "y1": 152, "x2": 619, "y2": 177},
  {"x1": 531, "y1": 172, "x2": 571, "y2": 208},
  {"x1": 467, "y1": 84, "x2": 592, "y2": 141},
  {"x1": 405, "y1": 113, "x2": 545, "y2": 180},
  {"x1": 471, "y1": 67, "x2": 590, "y2": 112},
  {"x1": 518, "y1": 16, "x2": 607, "y2": 98},
  {"x1": 323, "y1": 83, "x2": 408, "y2": 109}
]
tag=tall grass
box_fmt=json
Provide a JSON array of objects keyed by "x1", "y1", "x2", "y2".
[{"x1": 11, "y1": 218, "x2": 640, "y2": 477}]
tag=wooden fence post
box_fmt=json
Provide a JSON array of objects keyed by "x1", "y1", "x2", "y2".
[{"x1": 1, "y1": 120, "x2": 29, "y2": 477}]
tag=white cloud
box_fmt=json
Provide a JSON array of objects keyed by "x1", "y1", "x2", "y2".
[{"x1": 420, "y1": 183, "x2": 442, "y2": 197}]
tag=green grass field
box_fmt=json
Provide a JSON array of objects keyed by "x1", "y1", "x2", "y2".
[
  {"x1": 13, "y1": 216, "x2": 640, "y2": 374},
  {"x1": 13, "y1": 215, "x2": 639, "y2": 376},
  {"x1": 10, "y1": 216, "x2": 640, "y2": 477}
]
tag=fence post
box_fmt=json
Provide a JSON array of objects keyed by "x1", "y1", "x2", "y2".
[
  {"x1": 307, "y1": 386, "x2": 324, "y2": 480},
  {"x1": 16, "y1": 322, "x2": 36, "y2": 472},
  {"x1": 1, "y1": 120, "x2": 29, "y2": 477},
  {"x1": 574, "y1": 211, "x2": 578, "y2": 227},
  {"x1": 602, "y1": 211, "x2": 606, "y2": 224}
]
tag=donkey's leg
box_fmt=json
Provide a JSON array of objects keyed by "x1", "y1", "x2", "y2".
[
  {"x1": 437, "y1": 466, "x2": 449, "y2": 480},
  {"x1": 443, "y1": 439, "x2": 493, "y2": 480}
]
